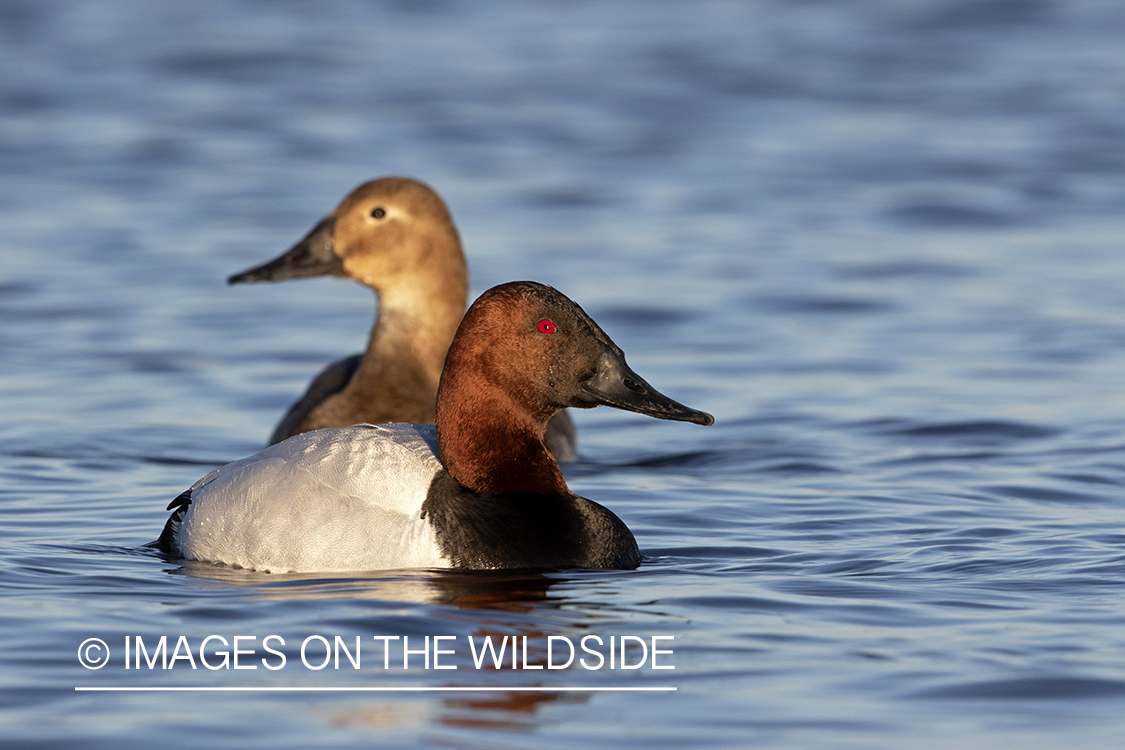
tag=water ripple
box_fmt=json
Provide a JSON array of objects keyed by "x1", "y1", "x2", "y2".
[{"x1": 913, "y1": 676, "x2": 1125, "y2": 701}]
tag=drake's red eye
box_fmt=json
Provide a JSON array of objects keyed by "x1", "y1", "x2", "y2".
[{"x1": 537, "y1": 319, "x2": 556, "y2": 334}]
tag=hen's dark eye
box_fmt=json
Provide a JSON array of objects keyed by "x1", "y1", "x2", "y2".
[{"x1": 371, "y1": 207, "x2": 386, "y2": 219}]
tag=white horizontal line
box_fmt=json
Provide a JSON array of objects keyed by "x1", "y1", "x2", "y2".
[{"x1": 75, "y1": 686, "x2": 676, "y2": 693}]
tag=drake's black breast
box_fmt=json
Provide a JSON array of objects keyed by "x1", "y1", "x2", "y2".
[{"x1": 421, "y1": 470, "x2": 640, "y2": 570}]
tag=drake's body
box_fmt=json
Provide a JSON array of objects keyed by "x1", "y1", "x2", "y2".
[{"x1": 160, "y1": 281, "x2": 712, "y2": 573}]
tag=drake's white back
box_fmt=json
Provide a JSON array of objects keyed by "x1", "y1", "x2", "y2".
[{"x1": 176, "y1": 424, "x2": 445, "y2": 572}]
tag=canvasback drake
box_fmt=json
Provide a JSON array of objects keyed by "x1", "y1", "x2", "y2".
[
  {"x1": 159, "y1": 281, "x2": 713, "y2": 573},
  {"x1": 229, "y1": 177, "x2": 577, "y2": 460}
]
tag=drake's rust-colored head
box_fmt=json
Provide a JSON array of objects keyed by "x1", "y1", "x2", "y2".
[{"x1": 435, "y1": 281, "x2": 713, "y2": 494}]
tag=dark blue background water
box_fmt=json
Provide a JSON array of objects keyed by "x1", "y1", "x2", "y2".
[{"x1": 3, "y1": 1, "x2": 1125, "y2": 747}]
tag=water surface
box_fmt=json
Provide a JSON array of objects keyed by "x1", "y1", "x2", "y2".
[{"x1": 3, "y1": 1, "x2": 1125, "y2": 748}]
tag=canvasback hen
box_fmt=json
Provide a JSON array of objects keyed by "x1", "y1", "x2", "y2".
[
  {"x1": 229, "y1": 177, "x2": 577, "y2": 460},
  {"x1": 158, "y1": 281, "x2": 713, "y2": 573}
]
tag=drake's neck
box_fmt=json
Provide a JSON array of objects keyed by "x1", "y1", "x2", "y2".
[{"x1": 436, "y1": 390, "x2": 568, "y2": 495}]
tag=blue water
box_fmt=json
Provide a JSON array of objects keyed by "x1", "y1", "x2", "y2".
[{"x1": 4, "y1": 0, "x2": 1125, "y2": 747}]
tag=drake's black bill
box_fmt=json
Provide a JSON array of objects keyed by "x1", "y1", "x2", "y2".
[
  {"x1": 228, "y1": 217, "x2": 343, "y2": 284},
  {"x1": 581, "y1": 350, "x2": 714, "y2": 426}
]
